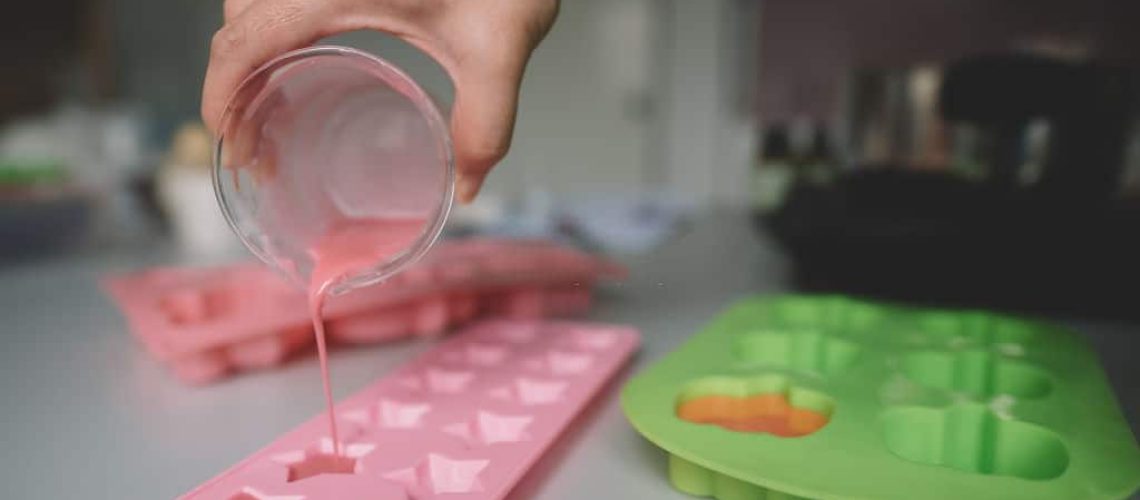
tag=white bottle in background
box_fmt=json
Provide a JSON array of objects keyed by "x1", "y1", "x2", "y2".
[
  {"x1": 752, "y1": 124, "x2": 794, "y2": 214},
  {"x1": 156, "y1": 123, "x2": 238, "y2": 256}
]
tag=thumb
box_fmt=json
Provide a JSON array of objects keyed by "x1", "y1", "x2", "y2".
[{"x1": 448, "y1": 52, "x2": 528, "y2": 203}]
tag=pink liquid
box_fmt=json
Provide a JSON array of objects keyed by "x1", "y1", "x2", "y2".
[{"x1": 306, "y1": 217, "x2": 426, "y2": 455}]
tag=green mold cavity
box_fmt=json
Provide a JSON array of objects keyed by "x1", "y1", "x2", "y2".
[
  {"x1": 901, "y1": 350, "x2": 1052, "y2": 399},
  {"x1": 764, "y1": 296, "x2": 886, "y2": 332},
  {"x1": 622, "y1": 295, "x2": 1140, "y2": 500},
  {"x1": 734, "y1": 330, "x2": 861, "y2": 377},
  {"x1": 917, "y1": 311, "x2": 1039, "y2": 346},
  {"x1": 881, "y1": 404, "x2": 1069, "y2": 480}
]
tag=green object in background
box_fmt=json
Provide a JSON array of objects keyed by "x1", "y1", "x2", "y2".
[
  {"x1": 621, "y1": 295, "x2": 1140, "y2": 500},
  {"x1": 0, "y1": 159, "x2": 66, "y2": 186}
]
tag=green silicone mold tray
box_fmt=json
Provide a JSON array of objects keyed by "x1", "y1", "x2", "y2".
[{"x1": 621, "y1": 295, "x2": 1140, "y2": 500}]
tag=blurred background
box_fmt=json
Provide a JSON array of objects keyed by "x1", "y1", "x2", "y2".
[{"x1": 1, "y1": 0, "x2": 1139, "y2": 318}]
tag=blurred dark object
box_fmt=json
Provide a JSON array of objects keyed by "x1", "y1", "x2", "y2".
[
  {"x1": 127, "y1": 170, "x2": 168, "y2": 233},
  {"x1": 845, "y1": 65, "x2": 950, "y2": 172},
  {"x1": 941, "y1": 54, "x2": 1135, "y2": 201},
  {"x1": 0, "y1": 165, "x2": 94, "y2": 260},
  {"x1": 0, "y1": 0, "x2": 112, "y2": 122},
  {"x1": 761, "y1": 54, "x2": 1140, "y2": 320},
  {"x1": 758, "y1": 0, "x2": 1140, "y2": 124},
  {"x1": 0, "y1": 196, "x2": 93, "y2": 260}
]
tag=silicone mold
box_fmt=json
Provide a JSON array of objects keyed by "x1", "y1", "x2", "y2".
[
  {"x1": 104, "y1": 239, "x2": 623, "y2": 383},
  {"x1": 182, "y1": 319, "x2": 639, "y2": 499},
  {"x1": 621, "y1": 295, "x2": 1140, "y2": 500}
]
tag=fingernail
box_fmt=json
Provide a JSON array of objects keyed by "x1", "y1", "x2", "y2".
[{"x1": 456, "y1": 175, "x2": 482, "y2": 204}]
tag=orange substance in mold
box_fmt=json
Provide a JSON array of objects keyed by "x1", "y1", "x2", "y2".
[{"x1": 677, "y1": 393, "x2": 830, "y2": 437}]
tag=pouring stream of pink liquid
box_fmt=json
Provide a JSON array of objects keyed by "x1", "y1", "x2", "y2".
[{"x1": 306, "y1": 217, "x2": 425, "y2": 455}]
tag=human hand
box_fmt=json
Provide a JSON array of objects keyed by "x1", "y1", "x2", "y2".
[{"x1": 201, "y1": 0, "x2": 559, "y2": 203}]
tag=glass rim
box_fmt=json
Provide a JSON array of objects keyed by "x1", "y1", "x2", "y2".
[{"x1": 212, "y1": 45, "x2": 455, "y2": 294}]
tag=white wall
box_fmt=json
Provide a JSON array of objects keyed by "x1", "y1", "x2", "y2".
[
  {"x1": 110, "y1": 0, "x2": 757, "y2": 206},
  {"x1": 659, "y1": 0, "x2": 758, "y2": 207},
  {"x1": 329, "y1": 0, "x2": 655, "y2": 200}
]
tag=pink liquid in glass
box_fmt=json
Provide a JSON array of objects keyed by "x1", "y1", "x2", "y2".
[
  {"x1": 213, "y1": 48, "x2": 453, "y2": 457},
  {"x1": 306, "y1": 218, "x2": 425, "y2": 455}
]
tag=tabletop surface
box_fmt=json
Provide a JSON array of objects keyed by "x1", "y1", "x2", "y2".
[{"x1": 1, "y1": 210, "x2": 1136, "y2": 499}]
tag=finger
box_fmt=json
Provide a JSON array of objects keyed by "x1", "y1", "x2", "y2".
[
  {"x1": 220, "y1": 86, "x2": 283, "y2": 183},
  {"x1": 215, "y1": 0, "x2": 261, "y2": 164},
  {"x1": 224, "y1": 0, "x2": 258, "y2": 22},
  {"x1": 449, "y1": 52, "x2": 528, "y2": 203},
  {"x1": 201, "y1": 0, "x2": 340, "y2": 133}
]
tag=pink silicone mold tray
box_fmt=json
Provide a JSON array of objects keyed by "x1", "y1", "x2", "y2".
[
  {"x1": 104, "y1": 239, "x2": 624, "y2": 383},
  {"x1": 182, "y1": 319, "x2": 639, "y2": 499}
]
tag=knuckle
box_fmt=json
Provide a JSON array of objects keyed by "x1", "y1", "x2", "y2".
[
  {"x1": 222, "y1": 0, "x2": 246, "y2": 20},
  {"x1": 388, "y1": 0, "x2": 440, "y2": 18},
  {"x1": 210, "y1": 27, "x2": 245, "y2": 58},
  {"x1": 252, "y1": 1, "x2": 307, "y2": 33}
]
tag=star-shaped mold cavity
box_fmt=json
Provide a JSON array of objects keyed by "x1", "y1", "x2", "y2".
[
  {"x1": 573, "y1": 330, "x2": 618, "y2": 350},
  {"x1": 395, "y1": 376, "x2": 423, "y2": 391},
  {"x1": 342, "y1": 399, "x2": 432, "y2": 430},
  {"x1": 160, "y1": 287, "x2": 231, "y2": 325},
  {"x1": 438, "y1": 342, "x2": 511, "y2": 367},
  {"x1": 525, "y1": 350, "x2": 594, "y2": 375},
  {"x1": 271, "y1": 438, "x2": 376, "y2": 483},
  {"x1": 488, "y1": 377, "x2": 568, "y2": 405},
  {"x1": 547, "y1": 350, "x2": 593, "y2": 375},
  {"x1": 228, "y1": 487, "x2": 304, "y2": 500},
  {"x1": 442, "y1": 411, "x2": 533, "y2": 445},
  {"x1": 424, "y1": 368, "x2": 476, "y2": 393},
  {"x1": 439, "y1": 351, "x2": 464, "y2": 364},
  {"x1": 397, "y1": 368, "x2": 476, "y2": 394},
  {"x1": 463, "y1": 343, "x2": 510, "y2": 366},
  {"x1": 493, "y1": 322, "x2": 538, "y2": 344},
  {"x1": 382, "y1": 454, "x2": 490, "y2": 494}
]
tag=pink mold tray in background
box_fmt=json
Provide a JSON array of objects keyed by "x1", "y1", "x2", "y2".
[
  {"x1": 181, "y1": 319, "x2": 640, "y2": 500},
  {"x1": 104, "y1": 239, "x2": 626, "y2": 384}
]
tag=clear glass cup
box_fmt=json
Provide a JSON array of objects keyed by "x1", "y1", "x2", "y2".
[{"x1": 213, "y1": 46, "x2": 454, "y2": 294}]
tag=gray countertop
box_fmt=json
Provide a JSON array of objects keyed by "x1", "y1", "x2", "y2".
[{"x1": 0, "y1": 210, "x2": 1136, "y2": 499}]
